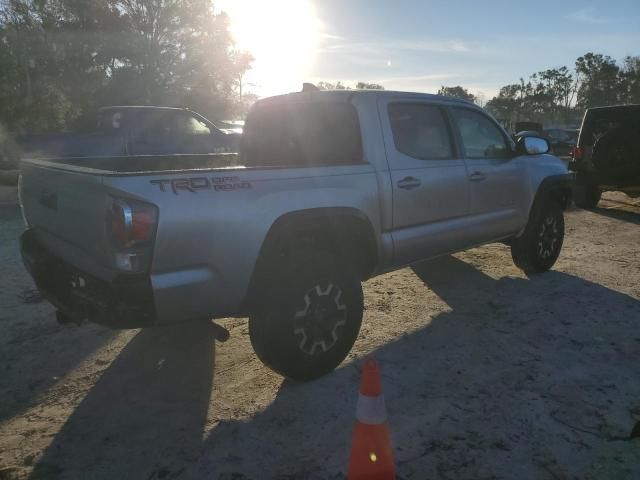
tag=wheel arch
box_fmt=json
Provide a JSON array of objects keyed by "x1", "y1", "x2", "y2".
[
  {"x1": 245, "y1": 207, "x2": 378, "y2": 308},
  {"x1": 530, "y1": 173, "x2": 574, "y2": 215},
  {"x1": 515, "y1": 173, "x2": 573, "y2": 240}
]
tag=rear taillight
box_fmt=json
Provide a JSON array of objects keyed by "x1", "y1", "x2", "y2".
[
  {"x1": 109, "y1": 199, "x2": 158, "y2": 249},
  {"x1": 108, "y1": 199, "x2": 158, "y2": 273},
  {"x1": 571, "y1": 146, "x2": 584, "y2": 160}
]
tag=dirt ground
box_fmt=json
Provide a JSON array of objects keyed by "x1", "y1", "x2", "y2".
[{"x1": 1, "y1": 186, "x2": 639, "y2": 480}]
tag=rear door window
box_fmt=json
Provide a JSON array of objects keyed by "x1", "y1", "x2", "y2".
[
  {"x1": 131, "y1": 111, "x2": 177, "y2": 137},
  {"x1": 387, "y1": 103, "x2": 454, "y2": 160},
  {"x1": 98, "y1": 110, "x2": 126, "y2": 131},
  {"x1": 241, "y1": 101, "x2": 363, "y2": 167}
]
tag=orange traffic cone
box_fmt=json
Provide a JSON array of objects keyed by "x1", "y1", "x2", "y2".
[{"x1": 348, "y1": 357, "x2": 395, "y2": 480}]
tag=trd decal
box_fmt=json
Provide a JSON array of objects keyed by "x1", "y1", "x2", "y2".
[{"x1": 150, "y1": 176, "x2": 252, "y2": 194}]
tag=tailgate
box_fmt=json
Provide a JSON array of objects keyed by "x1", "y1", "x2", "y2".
[{"x1": 20, "y1": 161, "x2": 115, "y2": 281}]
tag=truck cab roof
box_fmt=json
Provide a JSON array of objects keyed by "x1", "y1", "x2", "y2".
[{"x1": 254, "y1": 88, "x2": 476, "y2": 107}]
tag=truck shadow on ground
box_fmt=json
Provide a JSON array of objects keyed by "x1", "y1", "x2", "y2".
[
  {"x1": 0, "y1": 323, "x2": 117, "y2": 425},
  {"x1": 591, "y1": 204, "x2": 640, "y2": 225},
  {"x1": 29, "y1": 322, "x2": 216, "y2": 479},
  {"x1": 30, "y1": 257, "x2": 640, "y2": 479},
  {"x1": 194, "y1": 257, "x2": 640, "y2": 479},
  {"x1": 0, "y1": 204, "x2": 120, "y2": 424}
]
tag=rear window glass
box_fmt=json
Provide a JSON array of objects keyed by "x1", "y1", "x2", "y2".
[
  {"x1": 241, "y1": 101, "x2": 363, "y2": 167},
  {"x1": 97, "y1": 110, "x2": 125, "y2": 131},
  {"x1": 388, "y1": 103, "x2": 453, "y2": 160},
  {"x1": 580, "y1": 107, "x2": 640, "y2": 146}
]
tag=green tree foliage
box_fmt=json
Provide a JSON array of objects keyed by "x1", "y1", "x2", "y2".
[
  {"x1": 0, "y1": 0, "x2": 252, "y2": 133},
  {"x1": 486, "y1": 53, "x2": 640, "y2": 129},
  {"x1": 575, "y1": 52, "x2": 620, "y2": 108},
  {"x1": 0, "y1": 0, "x2": 80, "y2": 132},
  {"x1": 316, "y1": 81, "x2": 384, "y2": 91},
  {"x1": 355, "y1": 81, "x2": 383, "y2": 90},
  {"x1": 316, "y1": 81, "x2": 348, "y2": 90},
  {"x1": 540, "y1": 67, "x2": 576, "y2": 112},
  {"x1": 486, "y1": 70, "x2": 579, "y2": 127},
  {"x1": 437, "y1": 85, "x2": 476, "y2": 103},
  {"x1": 620, "y1": 56, "x2": 640, "y2": 104}
]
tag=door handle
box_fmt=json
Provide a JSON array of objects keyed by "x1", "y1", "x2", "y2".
[
  {"x1": 397, "y1": 176, "x2": 422, "y2": 190},
  {"x1": 469, "y1": 171, "x2": 487, "y2": 182}
]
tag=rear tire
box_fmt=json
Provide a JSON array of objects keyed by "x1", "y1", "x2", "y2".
[
  {"x1": 249, "y1": 250, "x2": 363, "y2": 382},
  {"x1": 511, "y1": 199, "x2": 565, "y2": 274},
  {"x1": 574, "y1": 182, "x2": 601, "y2": 209}
]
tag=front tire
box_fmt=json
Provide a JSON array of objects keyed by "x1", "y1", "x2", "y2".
[
  {"x1": 249, "y1": 250, "x2": 363, "y2": 382},
  {"x1": 511, "y1": 200, "x2": 565, "y2": 274}
]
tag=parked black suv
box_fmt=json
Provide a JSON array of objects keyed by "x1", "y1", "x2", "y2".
[{"x1": 570, "y1": 105, "x2": 640, "y2": 207}]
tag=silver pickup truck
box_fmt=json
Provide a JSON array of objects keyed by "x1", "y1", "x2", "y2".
[{"x1": 19, "y1": 89, "x2": 572, "y2": 381}]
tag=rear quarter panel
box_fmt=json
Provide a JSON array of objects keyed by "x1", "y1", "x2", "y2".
[{"x1": 105, "y1": 165, "x2": 382, "y2": 322}]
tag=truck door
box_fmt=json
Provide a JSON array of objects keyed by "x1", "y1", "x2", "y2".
[
  {"x1": 379, "y1": 98, "x2": 472, "y2": 266},
  {"x1": 448, "y1": 106, "x2": 526, "y2": 242}
]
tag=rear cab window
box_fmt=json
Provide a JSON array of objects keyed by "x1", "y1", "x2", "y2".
[{"x1": 241, "y1": 100, "x2": 363, "y2": 167}]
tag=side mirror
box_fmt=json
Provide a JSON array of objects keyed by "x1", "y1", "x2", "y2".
[{"x1": 518, "y1": 136, "x2": 551, "y2": 155}]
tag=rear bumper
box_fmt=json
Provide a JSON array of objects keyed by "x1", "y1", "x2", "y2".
[
  {"x1": 20, "y1": 229, "x2": 155, "y2": 328},
  {"x1": 568, "y1": 155, "x2": 598, "y2": 184}
]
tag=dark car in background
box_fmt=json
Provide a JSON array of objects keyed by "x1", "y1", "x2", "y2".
[
  {"x1": 515, "y1": 121, "x2": 543, "y2": 134},
  {"x1": 18, "y1": 106, "x2": 241, "y2": 158},
  {"x1": 570, "y1": 105, "x2": 640, "y2": 207},
  {"x1": 543, "y1": 128, "x2": 578, "y2": 158}
]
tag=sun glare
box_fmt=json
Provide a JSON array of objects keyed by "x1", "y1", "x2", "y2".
[{"x1": 219, "y1": 0, "x2": 320, "y2": 97}]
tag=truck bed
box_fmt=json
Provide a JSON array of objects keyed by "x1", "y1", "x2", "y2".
[
  {"x1": 24, "y1": 153, "x2": 241, "y2": 174},
  {"x1": 17, "y1": 132, "x2": 127, "y2": 158},
  {"x1": 20, "y1": 151, "x2": 380, "y2": 325}
]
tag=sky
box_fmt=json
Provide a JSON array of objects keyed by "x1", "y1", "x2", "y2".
[{"x1": 216, "y1": 0, "x2": 640, "y2": 101}]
